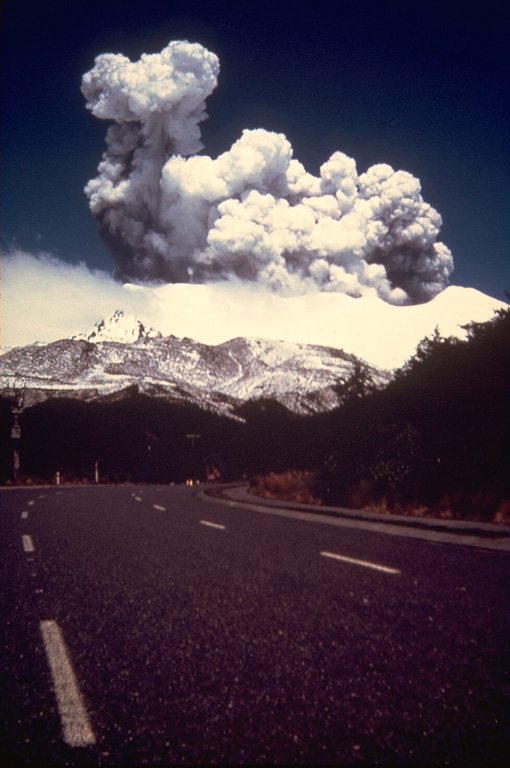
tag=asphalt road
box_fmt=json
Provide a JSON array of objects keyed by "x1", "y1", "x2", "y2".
[{"x1": 1, "y1": 484, "x2": 509, "y2": 765}]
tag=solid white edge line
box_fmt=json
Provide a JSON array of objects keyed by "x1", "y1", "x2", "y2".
[
  {"x1": 22, "y1": 534, "x2": 35, "y2": 553},
  {"x1": 320, "y1": 551, "x2": 401, "y2": 574},
  {"x1": 200, "y1": 520, "x2": 226, "y2": 530},
  {"x1": 153, "y1": 504, "x2": 166, "y2": 511},
  {"x1": 39, "y1": 620, "x2": 96, "y2": 747}
]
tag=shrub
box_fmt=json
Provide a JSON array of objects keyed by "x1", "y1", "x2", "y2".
[{"x1": 249, "y1": 470, "x2": 322, "y2": 505}]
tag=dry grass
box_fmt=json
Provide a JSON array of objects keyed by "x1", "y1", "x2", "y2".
[
  {"x1": 435, "y1": 492, "x2": 510, "y2": 524},
  {"x1": 250, "y1": 472, "x2": 510, "y2": 524},
  {"x1": 493, "y1": 499, "x2": 510, "y2": 524},
  {"x1": 249, "y1": 470, "x2": 322, "y2": 505},
  {"x1": 360, "y1": 491, "x2": 510, "y2": 524}
]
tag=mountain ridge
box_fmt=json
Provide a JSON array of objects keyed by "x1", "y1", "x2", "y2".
[
  {"x1": 1, "y1": 286, "x2": 506, "y2": 416},
  {"x1": 1, "y1": 318, "x2": 387, "y2": 416}
]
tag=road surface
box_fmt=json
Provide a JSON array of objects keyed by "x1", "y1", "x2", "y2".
[{"x1": 1, "y1": 484, "x2": 509, "y2": 764}]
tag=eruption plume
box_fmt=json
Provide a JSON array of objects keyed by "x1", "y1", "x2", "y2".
[{"x1": 82, "y1": 40, "x2": 454, "y2": 304}]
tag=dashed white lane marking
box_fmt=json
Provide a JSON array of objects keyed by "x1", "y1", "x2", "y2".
[
  {"x1": 320, "y1": 551, "x2": 401, "y2": 574},
  {"x1": 39, "y1": 620, "x2": 96, "y2": 747},
  {"x1": 134, "y1": 496, "x2": 143, "y2": 502},
  {"x1": 153, "y1": 504, "x2": 166, "y2": 511},
  {"x1": 21, "y1": 511, "x2": 29, "y2": 519},
  {"x1": 22, "y1": 534, "x2": 35, "y2": 553},
  {"x1": 200, "y1": 520, "x2": 226, "y2": 530},
  {"x1": 28, "y1": 500, "x2": 35, "y2": 506}
]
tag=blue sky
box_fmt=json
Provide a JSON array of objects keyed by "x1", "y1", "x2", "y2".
[{"x1": 1, "y1": 0, "x2": 508, "y2": 300}]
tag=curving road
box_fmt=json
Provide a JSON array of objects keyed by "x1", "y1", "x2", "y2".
[{"x1": 1, "y1": 484, "x2": 509, "y2": 764}]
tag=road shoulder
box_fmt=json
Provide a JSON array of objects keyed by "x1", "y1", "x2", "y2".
[{"x1": 201, "y1": 484, "x2": 510, "y2": 552}]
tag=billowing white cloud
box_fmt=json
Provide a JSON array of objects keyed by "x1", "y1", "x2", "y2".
[{"x1": 82, "y1": 41, "x2": 454, "y2": 304}]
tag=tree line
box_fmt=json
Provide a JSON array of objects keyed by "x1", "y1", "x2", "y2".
[{"x1": 315, "y1": 300, "x2": 510, "y2": 519}]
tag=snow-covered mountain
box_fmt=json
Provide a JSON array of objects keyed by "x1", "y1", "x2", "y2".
[
  {"x1": 71, "y1": 310, "x2": 162, "y2": 343},
  {"x1": 4, "y1": 275, "x2": 507, "y2": 370},
  {"x1": 1, "y1": 286, "x2": 506, "y2": 416},
  {"x1": 120, "y1": 284, "x2": 504, "y2": 370},
  {"x1": 0, "y1": 311, "x2": 388, "y2": 415}
]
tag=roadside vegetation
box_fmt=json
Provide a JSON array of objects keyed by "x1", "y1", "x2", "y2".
[
  {"x1": 249, "y1": 470, "x2": 322, "y2": 505},
  {"x1": 251, "y1": 301, "x2": 510, "y2": 523}
]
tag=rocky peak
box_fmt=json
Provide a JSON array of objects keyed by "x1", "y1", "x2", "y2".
[{"x1": 71, "y1": 310, "x2": 162, "y2": 343}]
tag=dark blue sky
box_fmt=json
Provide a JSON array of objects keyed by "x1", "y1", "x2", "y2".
[{"x1": 1, "y1": 0, "x2": 508, "y2": 299}]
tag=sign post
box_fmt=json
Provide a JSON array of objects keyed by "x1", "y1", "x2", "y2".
[{"x1": 11, "y1": 405, "x2": 23, "y2": 482}]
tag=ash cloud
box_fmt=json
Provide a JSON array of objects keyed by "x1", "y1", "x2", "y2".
[{"x1": 82, "y1": 40, "x2": 454, "y2": 304}]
